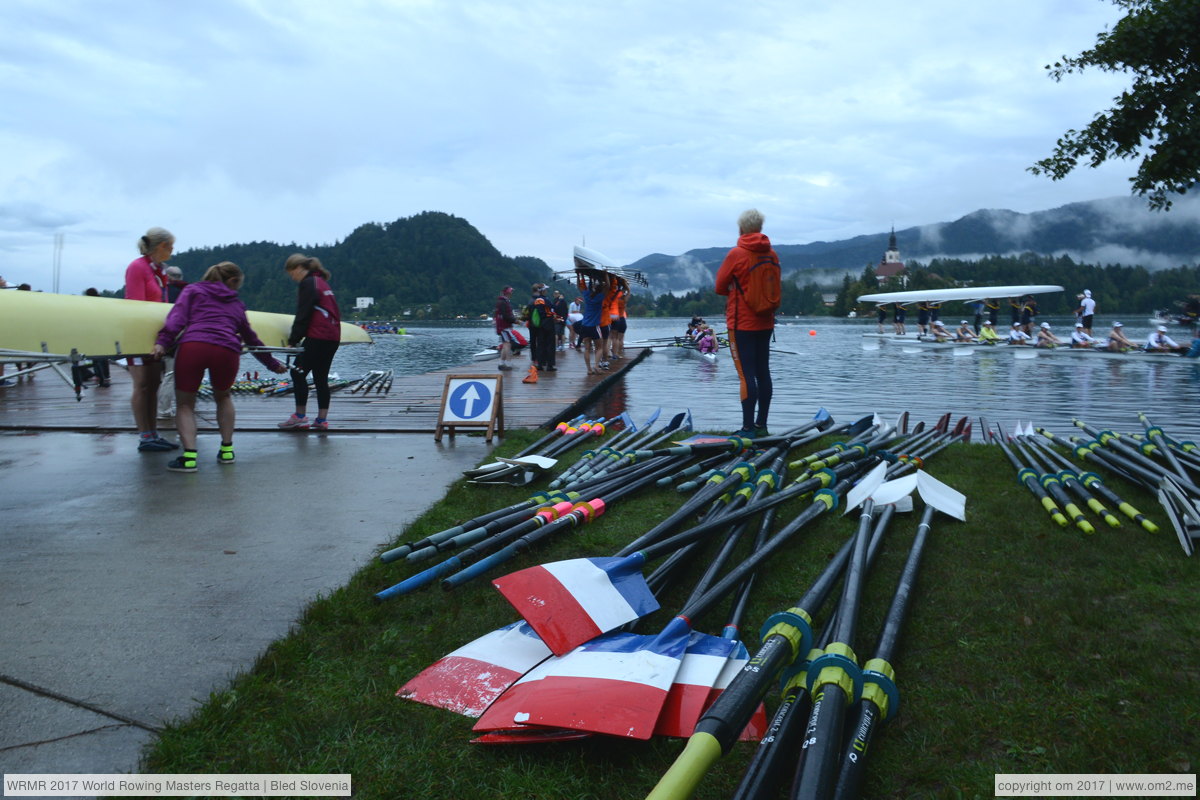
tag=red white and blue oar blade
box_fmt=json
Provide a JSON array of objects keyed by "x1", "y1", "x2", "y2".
[
  {"x1": 652, "y1": 632, "x2": 736, "y2": 738},
  {"x1": 470, "y1": 727, "x2": 593, "y2": 745},
  {"x1": 707, "y1": 640, "x2": 770, "y2": 741},
  {"x1": 473, "y1": 617, "x2": 691, "y2": 740},
  {"x1": 492, "y1": 554, "x2": 658, "y2": 656},
  {"x1": 396, "y1": 620, "x2": 550, "y2": 717}
]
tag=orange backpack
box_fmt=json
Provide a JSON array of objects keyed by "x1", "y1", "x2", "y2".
[{"x1": 733, "y1": 255, "x2": 781, "y2": 315}]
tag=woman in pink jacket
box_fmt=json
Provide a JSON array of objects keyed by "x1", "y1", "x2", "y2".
[{"x1": 124, "y1": 227, "x2": 176, "y2": 453}]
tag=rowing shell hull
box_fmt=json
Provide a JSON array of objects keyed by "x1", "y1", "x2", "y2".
[
  {"x1": 0, "y1": 290, "x2": 371, "y2": 357},
  {"x1": 857, "y1": 284, "x2": 1064, "y2": 304}
]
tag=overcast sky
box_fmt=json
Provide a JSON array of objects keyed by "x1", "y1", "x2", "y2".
[{"x1": 1, "y1": 0, "x2": 1145, "y2": 294}]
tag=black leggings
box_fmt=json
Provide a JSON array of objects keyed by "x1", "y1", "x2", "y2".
[
  {"x1": 293, "y1": 338, "x2": 339, "y2": 412},
  {"x1": 730, "y1": 329, "x2": 773, "y2": 430}
]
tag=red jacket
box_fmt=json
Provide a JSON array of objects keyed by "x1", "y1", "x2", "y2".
[
  {"x1": 289, "y1": 273, "x2": 341, "y2": 345},
  {"x1": 714, "y1": 232, "x2": 779, "y2": 331}
]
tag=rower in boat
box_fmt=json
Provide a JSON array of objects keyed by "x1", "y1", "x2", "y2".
[
  {"x1": 1107, "y1": 321, "x2": 1138, "y2": 352},
  {"x1": 1070, "y1": 321, "x2": 1098, "y2": 348},
  {"x1": 1007, "y1": 322, "x2": 1032, "y2": 345},
  {"x1": 1035, "y1": 322, "x2": 1063, "y2": 348},
  {"x1": 954, "y1": 320, "x2": 976, "y2": 342},
  {"x1": 929, "y1": 319, "x2": 952, "y2": 342},
  {"x1": 1146, "y1": 325, "x2": 1185, "y2": 353},
  {"x1": 978, "y1": 319, "x2": 1002, "y2": 344}
]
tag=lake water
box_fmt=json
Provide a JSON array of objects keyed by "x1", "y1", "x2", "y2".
[{"x1": 310, "y1": 316, "x2": 1200, "y2": 442}]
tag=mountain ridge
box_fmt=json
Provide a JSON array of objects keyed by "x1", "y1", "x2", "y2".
[{"x1": 628, "y1": 195, "x2": 1200, "y2": 294}]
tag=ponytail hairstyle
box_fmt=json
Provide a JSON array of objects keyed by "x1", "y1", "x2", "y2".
[
  {"x1": 137, "y1": 226, "x2": 175, "y2": 256},
  {"x1": 201, "y1": 261, "x2": 244, "y2": 289},
  {"x1": 284, "y1": 253, "x2": 331, "y2": 280}
]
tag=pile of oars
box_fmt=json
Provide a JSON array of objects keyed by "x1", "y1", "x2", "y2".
[
  {"x1": 986, "y1": 413, "x2": 1197, "y2": 556},
  {"x1": 379, "y1": 411, "x2": 972, "y2": 798}
]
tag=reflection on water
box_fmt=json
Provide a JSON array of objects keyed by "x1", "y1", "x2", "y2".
[{"x1": 262, "y1": 318, "x2": 1200, "y2": 440}]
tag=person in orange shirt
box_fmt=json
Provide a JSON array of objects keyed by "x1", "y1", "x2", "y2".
[
  {"x1": 607, "y1": 278, "x2": 628, "y2": 360},
  {"x1": 714, "y1": 209, "x2": 780, "y2": 439}
]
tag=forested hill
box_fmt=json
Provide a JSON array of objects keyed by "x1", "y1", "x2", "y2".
[{"x1": 165, "y1": 211, "x2": 549, "y2": 318}]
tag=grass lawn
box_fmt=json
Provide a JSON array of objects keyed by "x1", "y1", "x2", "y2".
[{"x1": 140, "y1": 427, "x2": 1198, "y2": 799}]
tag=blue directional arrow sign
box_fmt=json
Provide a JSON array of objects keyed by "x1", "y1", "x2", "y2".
[{"x1": 445, "y1": 379, "x2": 495, "y2": 422}]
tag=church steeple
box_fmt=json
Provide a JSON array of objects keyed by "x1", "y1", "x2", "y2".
[{"x1": 884, "y1": 226, "x2": 901, "y2": 264}]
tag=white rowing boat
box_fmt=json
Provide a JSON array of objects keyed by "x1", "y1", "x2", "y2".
[{"x1": 857, "y1": 283, "x2": 1064, "y2": 305}]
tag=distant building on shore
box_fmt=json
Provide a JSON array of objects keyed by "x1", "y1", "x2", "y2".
[{"x1": 875, "y1": 227, "x2": 907, "y2": 288}]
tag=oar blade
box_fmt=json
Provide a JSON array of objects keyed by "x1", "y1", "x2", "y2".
[
  {"x1": 652, "y1": 633, "x2": 736, "y2": 738},
  {"x1": 493, "y1": 555, "x2": 658, "y2": 656},
  {"x1": 396, "y1": 621, "x2": 551, "y2": 717},
  {"x1": 475, "y1": 619, "x2": 691, "y2": 740}
]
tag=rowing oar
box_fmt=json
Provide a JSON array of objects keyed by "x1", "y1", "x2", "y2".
[
  {"x1": 1007, "y1": 427, "x2": 1094, "y2": 533},
  {"x1": 1030, "y1": 428, "x2": 1156, "y2": 532},
  {"x1": 400, "y1": 537, "x2": 704, "y2": 721},
  {"x1": 475, "y1": 470, "x2": 863, "y2": 739},
  {"x1": 729, "y1": 502, "x2": 900, "y2": 800},
  {"x1": 1072, "y1": 419, "x2": 1200, "y2": 497},
  {"x1": 553, "y1": 410, "x2": 687, "y2": 490},
  {"x1": 646, "y1": 468, "x2": 964, "y2": 800},
  {"x1": 439, "y1": 452, "x2": 707, "y2": 592},
  {"x1": 642, "y1": 472, "x2": 886, "y2": 799},
  {"x1": 374, "y1": 455, "x2": 691, "y2": 600},
  {"x1": 469, "y1": 416, "x2": 615, "y2": 485},
  {"x1": 986, "y1": 419, "x2": 1069, "y2": 528},
  {"x1": 831, "y1": 500, "x2": 950, "y2": 799},
  {"x1": 1128, "y1": 431, "x2": 1200, "y2": 474},
  {"x1": 1136, "y1": 412, "x2": 1194, "y2": 484},
  {"x1": 1015, "y1": 426, "x2": 1121, "y2": 529},
  {"x1": 548, "y1": 408, "x2": 660, "y2": 488},
  {"x1": 463, "y1": 414, "x2": 586, "y2": 478}
]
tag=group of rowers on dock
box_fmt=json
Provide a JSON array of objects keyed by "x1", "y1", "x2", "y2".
[{"x1": 877, "y1": 289, "x2": 1198, "y2": 354}]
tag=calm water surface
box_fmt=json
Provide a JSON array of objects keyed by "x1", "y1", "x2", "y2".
[{"x1": 315, "y1": 317, "x2": 1200, "y2": 441}]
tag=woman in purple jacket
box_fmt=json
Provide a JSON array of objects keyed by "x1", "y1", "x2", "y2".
[{"x1": 153, "y1": 262, "x2": 286, "y2": 473}]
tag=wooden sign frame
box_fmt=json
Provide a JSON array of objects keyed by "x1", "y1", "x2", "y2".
[{"x1": 434, "y1": 374, "x2": 504, "y2": 442}]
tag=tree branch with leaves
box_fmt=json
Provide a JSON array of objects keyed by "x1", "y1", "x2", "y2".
[{"x1": 1029, "y1": 0, "x2": 1200, "y2": 210}]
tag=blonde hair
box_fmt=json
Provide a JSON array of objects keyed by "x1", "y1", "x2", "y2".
[
  {"x1": 285, "y1": 253, "x2": 331, "y2": 280},
  {"x1": 738, "y1": 209, "x2": 764, "y2": 234},
  {"x1": 202, "y1": 261, "x2": 244, "y2": 289},
  {"x1": 137, "y1": 227, "x2": 175, "y2": 256}
]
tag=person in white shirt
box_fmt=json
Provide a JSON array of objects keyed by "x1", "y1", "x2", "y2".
[
  {"x1": 1070, "y1": 322, "x2": 1097, "y2": 348},
  {"x1": 1075, "y1": 289, "x2": 1097, "y2": 334},
  {"x1": 1036, "y1": 322, "x2": 1063, "y2": 348},
  {"x1": 1107, "y1": 322, "x2": 1137, "y2": 352},
  {"x1": 1146, "y1": 325, "x2": 1182, "y2": 352},
  {"x1": 1007, "y1": 322, "x2": 1031, "y2": 345}
]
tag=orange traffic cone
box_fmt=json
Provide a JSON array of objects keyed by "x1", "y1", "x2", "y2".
[{"x1": 522, "y1": 365, "x2": 539, "y2": 384}]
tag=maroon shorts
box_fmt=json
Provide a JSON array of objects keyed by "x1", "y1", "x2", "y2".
[{"x1": 173, "y1": 341, "x2": 240, "y2": 393}]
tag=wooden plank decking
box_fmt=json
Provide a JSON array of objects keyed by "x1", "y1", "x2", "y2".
[{"x1": 0, "y1": 347, "x2": 650, "y2": 435}]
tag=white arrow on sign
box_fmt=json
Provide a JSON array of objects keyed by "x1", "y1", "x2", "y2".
[{"x1": 460, "y1": 383, "x2": 481, "y2": 418}]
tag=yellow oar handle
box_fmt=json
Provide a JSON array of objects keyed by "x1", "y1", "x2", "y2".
[{"x1": 645, "y1": 733, "x2": 722, "y2": 800}]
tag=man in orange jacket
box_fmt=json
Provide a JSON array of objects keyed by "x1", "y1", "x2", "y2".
[{"x1": 715, "y1": 208, "x2": 781, "y2": 439}]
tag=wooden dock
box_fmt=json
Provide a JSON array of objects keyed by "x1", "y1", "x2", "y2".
[{"x1": 0, "y1": 347, "x2": 650, "y2": 435}]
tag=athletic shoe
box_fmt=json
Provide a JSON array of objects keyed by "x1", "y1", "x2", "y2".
[
  {"x1": 154, "y1": 436, "x2": 180, "y2": 450},
  {"x1": 754, "y1": 427, "x2": 771, "y2": 439},
  {"x1": 732, "y1": 428, "x2": 756, "y2": 439},
  {"x1": 310, "y1": 420, "x2": 329, "y2": 431},
  {"x1": 167, "y1": 451, "x2": 198, "y2": 473},
  {"x1": 498, "y1": 363, "x2": 513, "y2": 371},
  {"x1": 278, "y1": 414, "x2": 310, "y2": 430},
  {"x1": 217, "y1": 445, "x2": 235, "y2": 465},
  {"x1": 137, "y1": 437, "x2": 174, "y2": 452}
]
